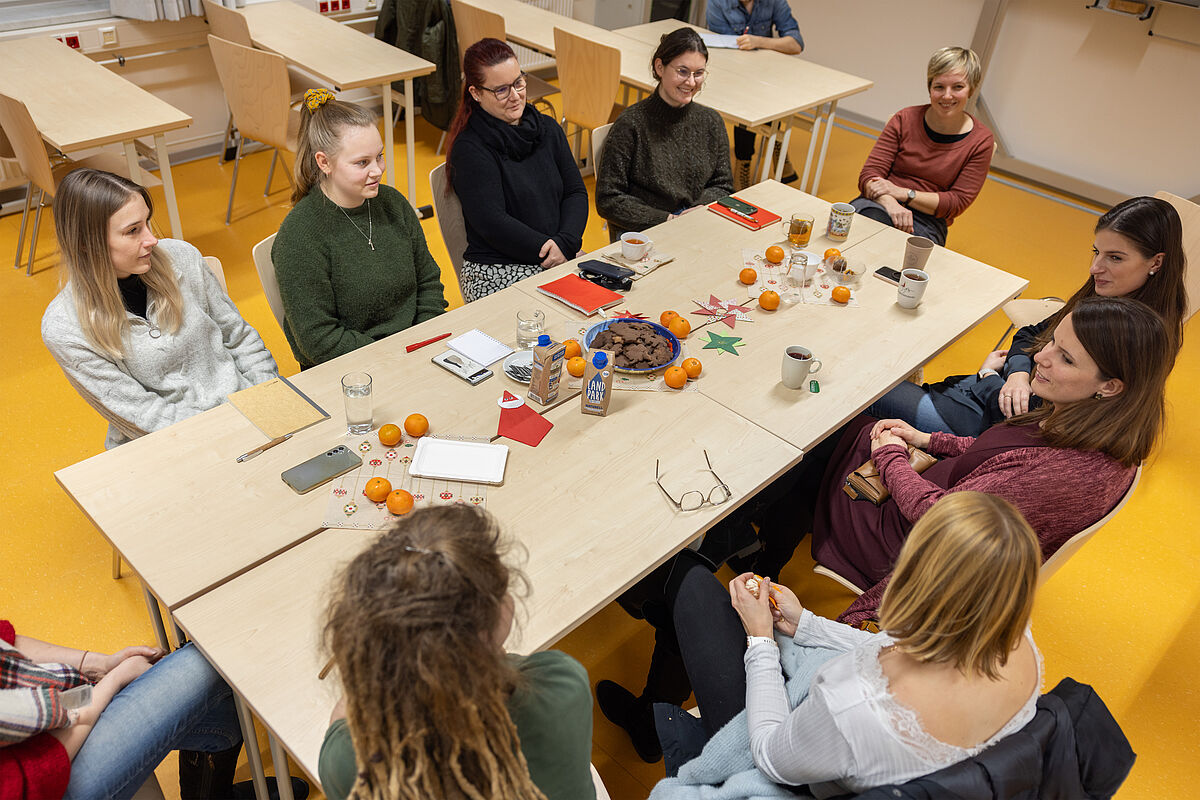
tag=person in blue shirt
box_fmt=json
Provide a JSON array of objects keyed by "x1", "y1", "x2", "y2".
[{"x1": 707, "y1": 0, "x2": 804, "y2": 189}]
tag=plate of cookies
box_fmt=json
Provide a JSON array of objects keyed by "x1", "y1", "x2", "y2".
[{"x1": 583, "y1": 319, "x2": 682, "y2": 374}]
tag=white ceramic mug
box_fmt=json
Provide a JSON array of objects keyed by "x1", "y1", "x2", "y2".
[
  {"x1": 620, "y1": 231, "x2": 652, "y2": 260},
  {"x1": 782, "y1": 346, "x2": 822, "y2": 389},
  {"x1": 897, "y1": 268, "x2": 930, "y2": 309},
  {"x1": 826, "y1": 202, "x2": 855, "y2": 242},
  {"x1": 902, "y1": 236, "x2": 935, "y2": 270}
]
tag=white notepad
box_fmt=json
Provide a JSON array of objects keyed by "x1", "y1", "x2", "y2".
[{"x1": 447, "y1": 329, "x2": 513, "y2": 367}]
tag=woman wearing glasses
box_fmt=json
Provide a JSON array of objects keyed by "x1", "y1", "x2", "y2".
[
  {"x1": 446, "y1": 38, "x2": 588, "y2": 302},
  {"x1": 596, "y1": 28, "x2": 733, "y2": 240}
]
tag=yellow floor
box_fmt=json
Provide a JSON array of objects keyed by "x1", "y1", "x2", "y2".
[{"x1": 1, "y1": 112, "x2": 1195, "y2": 798}]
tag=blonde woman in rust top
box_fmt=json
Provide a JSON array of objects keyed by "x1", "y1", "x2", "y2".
[{"x1": 850, "y1": 46, "x2": 993, "y2": 245}]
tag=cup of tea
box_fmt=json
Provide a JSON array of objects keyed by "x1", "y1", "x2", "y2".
[
  {"x1": 781, "y1": 346, "x2": 823, "y2": 389},
  {"x1": 620, "y1": 232, "x2": 652, "y2": 261},
  {"x1": 902, "y1": 236, "x2": 935, "y2": 270},
  {"x1": 826, "y1": 203, "x2": 855, "y2": 242},
  {"x1": 784, "y1": 213, "x2": 814, "y2": 248},
  {"x1": 897, "y1": 268, "x2": 930, "y2": 309}
]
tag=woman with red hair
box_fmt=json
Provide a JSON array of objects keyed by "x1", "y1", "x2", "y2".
[{"x1": 445, "y1": 39, "x2": 588, "y2": 302}]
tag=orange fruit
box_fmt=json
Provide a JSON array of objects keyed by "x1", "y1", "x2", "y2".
[
  {"x1": 364, "y1": 477, "x2": 392, "y2": 503},
  {"x1": 824, "y1": 248, "x2": 842, "y2": 261},
  {"x1": 563, "y1": 339, "x2": 582, "y2": 359},
  {"x1": 758, "y1": 290, "x2": 780, "y2": 311},
  {"x1": 403, "y1": 413, "x2": 429, "y2": 438},
  {"x1": 566, "y1": 356, "x2": 586, "y2": 377},
  {"x1": 765, "y1": 245, "x2": 786, "y2": 264},
  {"x1": 378, "y1": 423, "x2": 402, "y2": 447},
  {"x1": 831, "y1": 285, "x2": 852, "y2": 304},
  {"x1": 681, "y1": 357, "x2": 702, "y2": 379},
  {"x1": 663, "y1": 366, "x2": 688, "y2": 389},
  {"x1": 739, "y1": 267, "x2": 758, "y2": 285},
  {"x1": 667, "y1": 316, "x2": 691, "y2": 338},
  {"x1": 660, "y1": 310, "x2": 680, "y2": 327},
  {"x1": 386, "y1": 489, "x2": 415, "y2": 515}
]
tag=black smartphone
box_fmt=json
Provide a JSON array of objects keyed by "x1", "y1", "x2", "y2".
[
  {"x1": 281, "y1": 445, "x2": 362, "y2": 494},
  {"x1": 716, "y1": 196, "x2": 759, "y2": 216},
  {"x1": 874, "y1": 266, "x2": 902, "y2": 286}
]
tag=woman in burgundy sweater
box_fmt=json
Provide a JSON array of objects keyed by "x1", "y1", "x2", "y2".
[{"x1": 849, "y1": 46, "x2": 993, "y2": 245}]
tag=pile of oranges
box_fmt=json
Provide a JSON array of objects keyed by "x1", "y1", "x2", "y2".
[
  {"x1": 659, "y1": 310, "x2": 691, "y2": 339},
  {"x1": 370, "y1": 414, "x2": 429, "y2": 515},
  {"x1": 378, "y1": 414, "x2": 429, "y2": 446},
  {"x1": 664, "y1": 357, "x2": 702, "y2": 390}
]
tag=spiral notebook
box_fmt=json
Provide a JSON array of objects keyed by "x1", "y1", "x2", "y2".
[{"x1": 447, "y1": 329, "x2": 513, "y2": 367}]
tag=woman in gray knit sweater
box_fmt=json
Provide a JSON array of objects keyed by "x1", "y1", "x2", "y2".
[{"x1": 596, "y1": 28, "x2": 733, "y2": 240}]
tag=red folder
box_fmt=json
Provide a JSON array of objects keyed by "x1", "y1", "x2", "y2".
[
  {"x1": 536, "y1": 273, "x2": 625, "y2": 316},
  {"x1": 707, "y1": 197, "x2": 782, "y2": 231}
]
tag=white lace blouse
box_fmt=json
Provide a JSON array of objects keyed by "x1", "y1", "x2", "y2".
[{"x1": 744, "y1": 610, "x2": 1042, "y2": 798}]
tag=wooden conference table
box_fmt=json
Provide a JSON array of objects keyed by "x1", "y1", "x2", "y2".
[
  {"x1": 455, "y1": 0, "x2": 873, "y2": 194},
  {"x1": 239, "y1": 1, "x2": 436, "y2": 204},
  {"x1": 0, "y1": 37, "x2": 192, "y2": 238},
  {"x1": 59, "y1": 181, "x2": 1025, "y2": 788}
]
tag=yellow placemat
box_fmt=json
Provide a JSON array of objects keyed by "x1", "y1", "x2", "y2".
[{"x1": 228, "y1": 377, "x2": 329, "y2": 440}]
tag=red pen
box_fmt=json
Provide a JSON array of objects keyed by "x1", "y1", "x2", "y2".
[{"x1": 406, "y1": 332, "x2": 452, "y2": 353}]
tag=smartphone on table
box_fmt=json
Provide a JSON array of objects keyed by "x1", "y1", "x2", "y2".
[
  {"x1": 874, "y1": 266, "x2": 903, "y2": 286},
  {"x1": 716, "y1": 196, "x2": 759, "y2": 216},
  {"x1": 281, "y1": 445, "x2": 362, "y2": 494}
]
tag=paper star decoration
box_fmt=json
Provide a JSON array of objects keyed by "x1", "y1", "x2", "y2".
[
  {"x1": 701, "y1": 330, "x2": 745, "y2": 356},
  {"x1": 691, "y1": 295, "x2": 754, "y2": 329},
  {"x1": 611, "y1": 309, "x2": 648, "y2": 320}
]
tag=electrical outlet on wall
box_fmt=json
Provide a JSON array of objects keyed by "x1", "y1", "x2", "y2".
[
  {"x1": 318, "y1": 1, "x2": 329, "y2": 12},
  {"x1": 57, "y1": 33, "x2": 82, "y2": 48},
  {"x1": 99, "y1": 26, "x2": 118, "y2": 46},
  {"x1": 365, "y1": 0, "x2": 377, "y2": 8}
]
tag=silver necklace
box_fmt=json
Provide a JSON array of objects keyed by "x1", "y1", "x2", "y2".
[{"x1": 336, "y1": 198, "x2": 374, "y2": 250}]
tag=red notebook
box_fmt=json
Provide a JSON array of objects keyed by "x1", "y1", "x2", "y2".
[
  {"x1": 536, "y1": 273, "x2": 625, "y2": 316},
  {"x1": 707, "y1": 196, "x2": 782, "y2": 231}
]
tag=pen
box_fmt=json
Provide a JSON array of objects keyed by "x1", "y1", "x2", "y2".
[
  {"x1": 723, "y1": 204, "x2": 757, "y2": 222},
  {"x1": 406, "y1": 332, "x2": 452, "y2": 353},
  {"x1": 236, "y1": 433, "x2": 292, "y2": 463}
]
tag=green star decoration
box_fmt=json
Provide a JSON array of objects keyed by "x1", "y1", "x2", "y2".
[{"x1": 701, "y1": 330, "x2": 745, "y2": 356}]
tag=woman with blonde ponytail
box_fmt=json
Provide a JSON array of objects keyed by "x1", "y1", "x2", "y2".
[
  {"x1": 319, "y1": 505, "x2": 595, "y2": 800},
  {"x1": 272, "y1": 89, "x2": 446, "y2": 369},
  {"x1": 41, "y1": 168, "x2": 277, "y2": 449}
]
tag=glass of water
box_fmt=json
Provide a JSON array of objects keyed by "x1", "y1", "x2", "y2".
[
  {"x1": 516, "y1": 309, "x2": 545, "y2": 349},
  {"x1": 341, "y1": 372, "x2": 373, "y2": 435}
]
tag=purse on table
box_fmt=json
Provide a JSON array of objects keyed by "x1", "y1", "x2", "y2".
[{"x1": 843, "y1": 445, "x2": 938, "y2": 505}]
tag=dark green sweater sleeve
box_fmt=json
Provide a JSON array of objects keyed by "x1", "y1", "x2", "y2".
[{"x1": 317, "y1": 718, "x2": 356, "y2": 800}]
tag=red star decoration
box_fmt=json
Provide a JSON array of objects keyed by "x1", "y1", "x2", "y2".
[{"x1": 690, "y1": 295, "x2": 754, "y2": 329}]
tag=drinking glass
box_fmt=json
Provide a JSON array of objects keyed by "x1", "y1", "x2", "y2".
[
  {"x1": 516, "y1": 309, "x2": 545, "y2": 349},
  {"x1": 341, "y1": 372, "x2": 373, "y2": 435},
  {"x1": 787, "y1": 213, "x2": 814, "y2": 248}
]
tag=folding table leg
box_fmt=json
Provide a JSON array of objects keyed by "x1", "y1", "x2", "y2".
[
  {"x1": 268, "y1": 733, "x2": 296, "y2": 800},
  {"x1": 233, "y1": 694, "x2": 270, "y2": 800},
  {"x1": 799, "y1": 103, "x2": 825, "y2": 193},
  {"x1": 112, "y1": 548, "x2": 121, "y2": 580},
  {"x1": 809, "y1": 101, "x2": 839, "y2": 196},
  {"x1": 141, "y1": 585, "x2": 171, "y2": 651}
]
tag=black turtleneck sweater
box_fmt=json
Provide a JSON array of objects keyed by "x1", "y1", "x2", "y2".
[
  {"x1": 595, "y1": 89, "x2": 733, "y2": 239},
  {"x1": 449, "y1": 104, "x2": 588, "y2": 265}
]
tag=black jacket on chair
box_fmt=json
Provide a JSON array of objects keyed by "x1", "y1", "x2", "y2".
[{"x1": 374, "y1": 0, "x2": 460, "y2": 131}]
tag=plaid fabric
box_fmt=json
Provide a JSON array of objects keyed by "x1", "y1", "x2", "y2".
[{"x1": 1, "y1": 636, "x2": 85, "y2": 746}]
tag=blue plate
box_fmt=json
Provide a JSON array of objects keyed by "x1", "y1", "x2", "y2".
[{"x1": 583, "y1": 319, "x2": 682, "y2": 374}]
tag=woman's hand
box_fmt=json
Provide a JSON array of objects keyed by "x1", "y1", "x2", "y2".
[
  {"x1": 85, "y1": 646, "x2": 165, "y2": 681},
  {"x1": 979, "y1": 349, "x2": 1008, "y2": 374},
  {"x1": 769, "y1": 582, "x2": 804, "y2": 637},
  {"x1": 729, "y1": 573, "x2": 775, "y2": 638},
  {"x1": 998, "y1": 372, "x2": 1034, "y2": 417},
  {"x1": 539, "y1": 239, "x2": 567, "y2": 269},
  {"x1": 75, "y1": 656, "x2": 154, "y2": 727},
  {"x1": 870, "y1": 418, "x2": 932, "y2": 450},
  {"x1": 878, "y1": 195, "x2": 914, "y2": 233},
  {"x1": 865, "y1": 177, "x2": 904, "y2": 202}
]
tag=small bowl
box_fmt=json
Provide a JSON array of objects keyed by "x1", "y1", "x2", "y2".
[{"x1": 583, "y1": 319, "x2": 682, "y2": 374}]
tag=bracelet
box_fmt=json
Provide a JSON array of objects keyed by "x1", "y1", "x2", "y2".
[
  {"x1": 978, "y1": 368, "x2": 999, "y2": 379},
  {"x1": 78, "y1": 650, "x2": 89, "y2": 673}
]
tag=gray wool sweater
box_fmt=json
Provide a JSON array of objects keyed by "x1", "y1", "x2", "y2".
[
  {"x1": 42, "y1": 238, "x2": 278, "y2": 449},
  {"x1": 595, "y1": 89, "x2": 733, "y2": 239}
]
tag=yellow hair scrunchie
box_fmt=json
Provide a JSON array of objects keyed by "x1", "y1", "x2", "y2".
[{"x1": 304, "y1": 88, "x2": 336, "y2": 112}]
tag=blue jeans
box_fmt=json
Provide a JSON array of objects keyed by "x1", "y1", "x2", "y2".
[
  {"x1": 65, "y1": 644, "x2": 242, "y2": 800},
  {"x1": 866, "y1": 380, "x2": 954, "y2": 434}
]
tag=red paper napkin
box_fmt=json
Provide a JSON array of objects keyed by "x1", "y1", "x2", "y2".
[{"x1": 497, "y1": 391, "x2": 553, "y2": 447}]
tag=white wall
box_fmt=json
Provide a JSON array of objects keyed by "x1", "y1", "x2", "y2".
[{"x1": 788, "y1": 0, "x2": 1200, "y2": 200}]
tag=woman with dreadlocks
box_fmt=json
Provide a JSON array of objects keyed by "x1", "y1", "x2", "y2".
[{"x1": 318, "y1": 504, "x2": 596, "y2": 800}]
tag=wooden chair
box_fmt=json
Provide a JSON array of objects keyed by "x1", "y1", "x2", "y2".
[
  {"x1": 450, "y1": 0, "x2": 558, "y2": 120},
  {"x1": 429, "y1": 162, "x2": 468, "y2": 286},
  {"x1": 251, "y1": 233, "x2": 288, "y2": 332},
  {"x1": 591, "y1": 122, "x2": 613, "y2": 182},
  {"x1": 201, "y1": 0, "x2": 321, "y2": 98},
  {"x1": 812, "y1": 463, "x2": 1144, "y2": 594},
  {"x1": 590, "y1": 763, "x2": 611, "y2": 800},
  {"x1": 992, "y1": 297, "x2": 1066, "y2": 350},
  {"x1": 207, "y1": 35, "x2": 300, "y2": 224},
  {"x1": 0, "y1": 92, "x2": 160, "y2": 275},
  {"x1": 1153, "y1": 190, "x2": 1200, "y2": 321},
  {"x1": 553, "y1": 27, "x2": 621, "y2": 167}
]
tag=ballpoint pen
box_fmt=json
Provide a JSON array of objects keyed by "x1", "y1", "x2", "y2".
[
  {"x1": 406, "y1": 332, "x2": 452, "y2": 353},
  {"x1": 236, "y1": 433, "x2": 292, "y2": 463}
]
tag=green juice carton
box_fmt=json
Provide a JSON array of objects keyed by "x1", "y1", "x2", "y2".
[
  {"x1": 528, "y1": 334, "x2": 567, "y2": 405},
  {"x1": 581, "y1": 350, "x2": 614, "y2": 416}
]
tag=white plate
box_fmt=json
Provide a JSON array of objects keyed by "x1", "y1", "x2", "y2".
[
  {"x1": 408, "y1": 438, "x2": 508, "y2": 484},
  {"x1": 502, "y1": 350, "x2": 534, "y2": 383}
]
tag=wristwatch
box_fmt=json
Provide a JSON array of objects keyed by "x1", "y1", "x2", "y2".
[
  {"x1": 746, "y1": 635, "x2": 777, "y2": 649},
  {"x1": 905, "y1": 188, "x2": 917, "y2": 205},
  {"x1": 979, "y1": 368, "x2": 999, "y2": 379}
]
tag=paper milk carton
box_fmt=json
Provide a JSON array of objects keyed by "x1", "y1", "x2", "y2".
[
  {"x1": 527, "y1": 334, "x2": 567, "y2": 405},
  {"x1": 581, "y1": 350, "x2": 615, "y2": 417}
]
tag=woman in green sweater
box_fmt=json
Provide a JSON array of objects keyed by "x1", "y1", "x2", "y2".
[
  {"x1": 319, "y1": 504, "x2": 595, "y2": 800},
  {"x1": 596, "y1": 28, "x2": 733, "y2": 240},
  {"x1": 272, "y1": 90, "x2": 446, "y2": 368}
]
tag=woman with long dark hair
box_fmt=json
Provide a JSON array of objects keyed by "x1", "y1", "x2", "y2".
[{"x1": 445, "y1": 38, "x2": 587, "y2": 302}]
